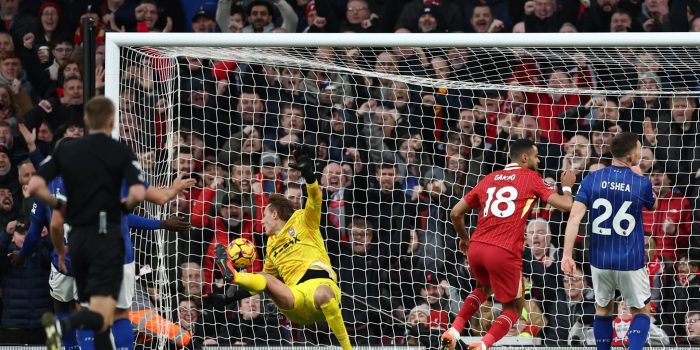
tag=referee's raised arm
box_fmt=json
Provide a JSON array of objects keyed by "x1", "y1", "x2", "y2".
[{"x1": 32, "y1": 96, "x2": 146, "y2": 350}]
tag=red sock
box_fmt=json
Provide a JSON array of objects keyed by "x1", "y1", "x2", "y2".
[
  {"x1": 483, "y1": 308, "x2": 519, "y2": 348},
  {"x1": 451, "y1": 288, "x2": 486, "y2": 332}
]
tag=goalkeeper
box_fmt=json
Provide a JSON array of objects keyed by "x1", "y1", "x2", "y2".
[{"x1": 215, "y1": 145, "x2": 351, "y2": 350}]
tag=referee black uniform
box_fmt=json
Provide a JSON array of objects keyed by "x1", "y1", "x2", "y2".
[{"x1": 36, "y1": 133, "x2": 144, "y2": 302}]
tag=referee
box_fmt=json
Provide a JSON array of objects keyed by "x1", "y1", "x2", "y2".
[{"x1": 27, "y1": 96, "x2": 146, "y2": 350}]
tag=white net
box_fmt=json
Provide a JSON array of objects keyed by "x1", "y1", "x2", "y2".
[{"x1": 115, "y1": 42, "x2": 700, "y2": 349}]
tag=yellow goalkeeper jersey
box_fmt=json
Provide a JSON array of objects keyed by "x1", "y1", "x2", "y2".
[{"x1": 263, "y1": 181, "x2": 337, "y2": 286}]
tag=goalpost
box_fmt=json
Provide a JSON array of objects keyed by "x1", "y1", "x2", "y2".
[{"x1": 105, "y1": 32, "x2": 700, "y2": 349}]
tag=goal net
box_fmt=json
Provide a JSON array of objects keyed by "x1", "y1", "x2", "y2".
[{"x1": 107, "y1": 33, "x2": 700, "y2": 349}]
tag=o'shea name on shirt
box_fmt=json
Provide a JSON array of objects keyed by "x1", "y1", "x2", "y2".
[{"x1": 600, "y1": 181, "x2": 631, "y2": 192}]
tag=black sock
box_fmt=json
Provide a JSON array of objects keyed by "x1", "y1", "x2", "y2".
[
  {"x1": 94, "y1": 327, "x2": 114, "y2": 349},
  {"x1": 61, "y1": 310, "x2": 104, "y2": 331}
]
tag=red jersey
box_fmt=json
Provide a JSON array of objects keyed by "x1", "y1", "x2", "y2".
[
  {"x1": 464, "y1": 163, "x2": 556, "y2": 257},
  {"x1": 612, "y1": 317, "x2": 632, "y2": 346},
  {"x1": 533, "y1": 93, "x2": 581, "y2": 145},
  {"x1": 650, "y1": 190, "x2": 692, "y2": 260}
]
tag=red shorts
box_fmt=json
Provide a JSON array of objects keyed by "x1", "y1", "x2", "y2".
[{"x1": 467, "y1": 241, "x2": 524, "y2": 303}]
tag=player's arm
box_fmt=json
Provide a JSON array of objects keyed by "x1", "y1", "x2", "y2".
[
  {"x1": 127, "y1": 214, "x2": 191, "y2": 232},
  {"x1": 646, "y1": 176, "x2": 658, "y2": 211},
  {"x1": 450, "y1": 198, "x2": 472, "y2": 242},
  {"x1": 302, "y1": 181, "x2": 322, "y2": 229},
  {"x1": 546, "y1": 192, "x2": 574, "y2": 212},
  {"x1": 289, "y1": 145, "x2": 321, "y2": 228},
  {"x1": 18, "y1": 202, "x2": 45, "y2": 257},
  {"x1": 50, "y1": 208, "x2": 68, "y2": 273},
  {"x1": 122, "y1": 150, "x2": 147, "y2": 211},
  {"x1": 561, "y1": 201, "x2": 587, "y2": 276},
  {"x1": 145, "y1": 173, "x2": 197, "y2": 205},
  {"x1": 545, "y1": 170, "x2": 577, "y2": 212},
  {"x1": 29, "y1": 150, "x2": 64, "y2": 210}
]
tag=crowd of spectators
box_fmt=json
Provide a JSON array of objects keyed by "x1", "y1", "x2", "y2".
[{"x1": 0, "y1": 0, "x2": 698, "y2": 348}]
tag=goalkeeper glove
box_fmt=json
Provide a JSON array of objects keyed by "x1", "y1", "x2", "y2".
[{"x1": 290, "y1": 145, "x2": 316, "y2": 184}]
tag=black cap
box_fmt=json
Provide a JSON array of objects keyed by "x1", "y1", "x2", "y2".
[
  {"x1": 652, "y1": 162, "x2": 677, "y2": 185},
  {"x1": 423, "y1": 272, "x2": 442, "y2": 286},
  {"x1": 423, "y1": 5, "x2": 438, "y2": 14},
  {"x1": 192, "y1": 7, "x2": 214, "y2": 22}
]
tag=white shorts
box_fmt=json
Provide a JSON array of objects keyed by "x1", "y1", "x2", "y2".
[
  {"x1": 49, "y1": 264, "x2": 78, "y2": 303},
  {"x1": 591, "y1": 266, "x2": 651, "y2": 309},
  {"x1": 117, "y1": 261, "x2": 136, "y2": 310}
]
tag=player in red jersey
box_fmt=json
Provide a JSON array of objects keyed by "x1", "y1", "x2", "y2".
[{"x1": 441, "y1": 139, "x2": 577, "y2": 350}]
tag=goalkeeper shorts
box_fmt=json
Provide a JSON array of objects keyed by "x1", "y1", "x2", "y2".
[{"x1": 279, "y1": 278, "x2": 341, "y2": 325}]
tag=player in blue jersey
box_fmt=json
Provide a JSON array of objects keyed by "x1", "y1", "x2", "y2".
[
  {"x1": 14, "y1": 177, "x2": 78, "y2": 349},
  {"x1": 562, "y1": 132, "x2": 657, "y2": 350},
  {"x1": 19, "y1": 174, "x2": 193, "y2": 350},
  {"x1": 49, "y1": 175, "x2": 193, "y2": 350}
]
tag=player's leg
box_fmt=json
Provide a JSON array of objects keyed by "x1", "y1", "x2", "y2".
[
  {"x1": 467, "y1": 247, "x2": 524, "y2": 350},
  {"x1": 313, "y1": 284, "x2": 351, "y2": 350},
  {"x1": 591, "y1": 267, "x2": 617, "y2": 350},
  {"x1": 112, "y1": 262, "x2": 137, "y2": 350},
  {"x1": 620, "y1": 268, "x2": 653, "y2": 350},
  {"x1": 453, "y1": 283, "x2": 493, "y2": 332},
  {"x1": 259, "y1": 273, "x2": 296, "y2": 309},
  {"x1": 48, "y1": 265, "x2": 79, "y2": 349},
  {"x1": 113, "y1": 308, "x2": 134, "y2": 350},
  {"x1": 441, "y1": 283, "x2": 492, "y2": 350},
  {"x1": 65, "y1": 226, "x2": 124, "y2": 349},
  {"x1": 472, "y1": 296, "x2": 524, "y2": 350},
  {"x1": 44, "y1": 234, "x2": 91, "y2": 350},
  {"x1": 86, "y1": 295, "x2": 118, "y2": 349},
  {"x1": 442, "y1": 242, "x2": 493, "y2": 350},
  {"x1": 48, "y1": 296, "x2": 118, "y2": 350},
  {"x1": 53, "y1": 300, "x2": 79, "y2": 350},
  {"x1": 215, "y1": 244, "x2": 268, "y2": 293}
]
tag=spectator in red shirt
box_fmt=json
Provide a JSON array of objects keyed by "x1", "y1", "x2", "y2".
[
  {"x1": 533, "y1": 69, "x2": 580, "y2": 145},
  {"x1": 405, "y1": 304, "x2": 444, "y2": 347},
  {"x1": 612, "y1": 298, "x2": 669, "y2": 346},
  {"x1": 649, "y1": 164, "x2": 692, "y2": 260},
  {"x1": 196, "y1": 189, "x2": 259, "y2": 295},
  {"x1": 645, "y1": 235, "x2": 666, "y2": 312},
  {"x1": 418, "y1": 272, "x2": 452, "y2": 330}
]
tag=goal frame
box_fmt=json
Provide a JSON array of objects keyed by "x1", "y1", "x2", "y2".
[
  {"x1": 104, "y1": 31, "x2": 700, "y2": 139},
  {"x1": 103, "y1": 32, "x2": 700, "y2": 349}
]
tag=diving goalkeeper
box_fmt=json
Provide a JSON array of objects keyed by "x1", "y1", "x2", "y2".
[{"x1": 215, "y1": 145, "x2": 351, "y2": 350}]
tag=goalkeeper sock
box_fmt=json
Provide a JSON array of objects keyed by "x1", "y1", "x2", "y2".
[
  {"x1": 56, "y1": 311, "x2": 79, "y2": 350},
  {"x1": 320, "y1": 299, "x2": 352, "y2": 350},
  {"x1": 627, "y1": 313, "x2": 651, "y2": 350},
  {"x1": 234, "y1": 272, "x2": 267, "y2": 294},
  {"x1": 482, "y1": 308, "x2": 518, "y2": 348},
  {"x1": 451, "y1": 288, "x2": 486, "y2": 333},
  {"x1": 593, "y1": 315, "x2": 614, "y2": 350},
  {"x1": 111, "y1": 317, "x2": 135, "y2": 350}
]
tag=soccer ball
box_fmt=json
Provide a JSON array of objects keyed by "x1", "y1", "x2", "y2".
[{"x1": 226, "y1": 237, "x2": 256, "y2": 269}]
